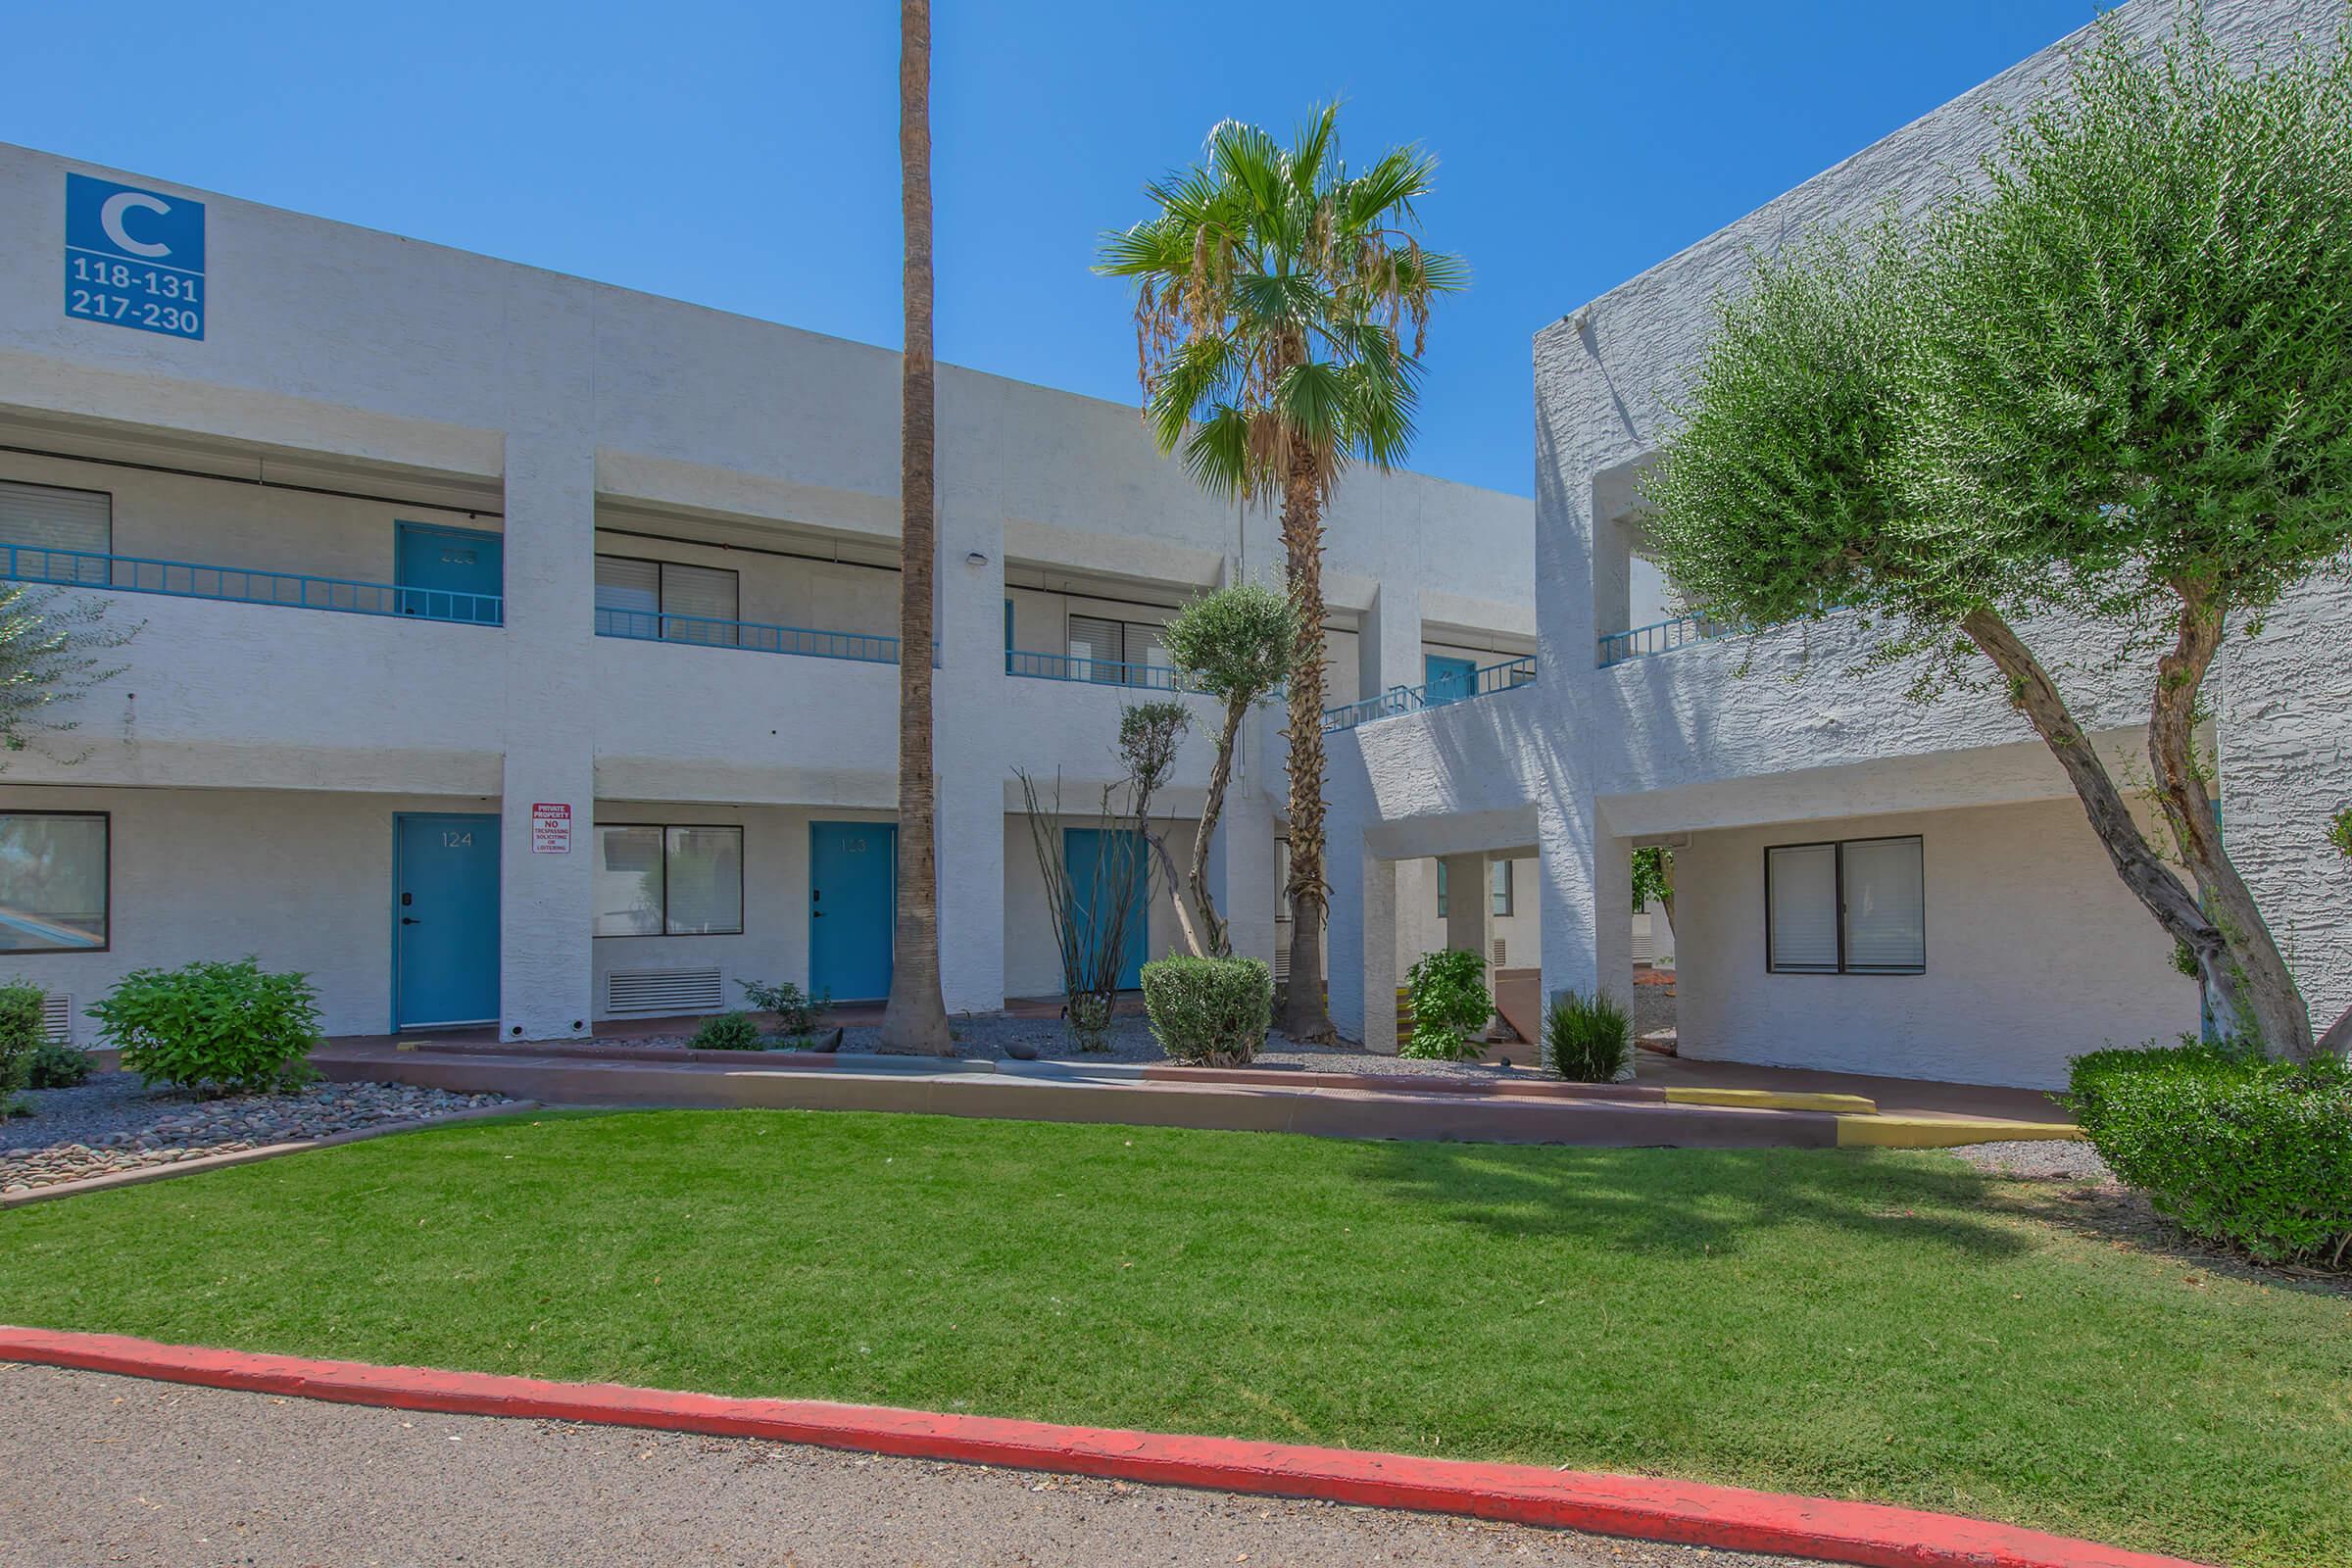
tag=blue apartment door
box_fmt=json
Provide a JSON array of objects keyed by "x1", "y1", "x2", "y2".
[
  {"x1": 1064, "y1": 828, "x2": 1149, "y2": 991},
  {"x1": 809, "y1": 822, "x2": 896, "y2": 1002},
  {"x1": 1424, "y1": 654, "x2": 1478, "y2": 708},
  {"x1": 395, "y1": 522, "x2": 504, "y2": 623},
  {"x1": 394, "y1": 813, "x2": 500, "y2": 1028}
]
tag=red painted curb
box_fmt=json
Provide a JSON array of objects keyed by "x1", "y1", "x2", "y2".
[{"x1": 0, "y1": 1326, "x2": 2207, "y2": 1568}]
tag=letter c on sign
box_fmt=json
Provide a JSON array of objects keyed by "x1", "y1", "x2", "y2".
[{"x1": 99, "y1": 191, "x2": 172, "y2": 259}]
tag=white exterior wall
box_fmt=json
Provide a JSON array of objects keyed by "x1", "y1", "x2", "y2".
[
  {"x1": 1675, "y1": 801, "x2": 2198, "y2": 1089},
  {"x1": 0, "y1": 137, "x2": 1530, "y2": 1034},
  {"x1": 1323, "y1": 0, "x2": 2350, "y2": 1083}
]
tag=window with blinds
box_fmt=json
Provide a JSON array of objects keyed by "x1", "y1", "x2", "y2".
[
  {"x1": 1765, "y1": 836, "x2": 1924, "y2": 975},
  {"x1": 1066, "y1": 614, "x2": 1126, "y2": 683},
  {"x1": 0, "y1": 481, "x2": 112, "y2": 577},
  {"x1": 595, "y1": 556, "x2": 740, "y2": 646},
  {"x1": 593, "y1": 823, "x2": 745, "y2": 937}
]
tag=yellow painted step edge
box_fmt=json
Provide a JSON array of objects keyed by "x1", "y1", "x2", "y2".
[
  {"x1": 1664, "y1": 1087, "x2": 1878, "y2": 1114},
  {"x1": 1836, "y1": 1114, "x2": 2084, "y2": 1150}
]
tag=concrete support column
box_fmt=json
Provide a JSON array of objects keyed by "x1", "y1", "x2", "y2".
[
  {"x1": 1208, "y1": 786, "x2": 1278, "y2": 970},
  {"x1": 496, "y1": 431, "x2": 596, "y2": 1041},
  {"x1": 1539, "y1": 794, "x2": 1632, "y2": 1077},
  {"x1": 1327, "y1": 836, "x2": 1397, "y2": 1052},
  {"x1": 931, "y1": 415, "x2": 1006, "y2": 1016},
  {"x1": 1442, "y1": 852, "x2": 1492, "y2": 962},
  {"x1": 1356, "y1": 581, "x2": 1423, "y2": 707}
]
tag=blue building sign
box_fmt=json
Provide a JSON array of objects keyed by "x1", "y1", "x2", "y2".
[{"x1": 64, "y1": 173, "x2": 206, "y2": 340}]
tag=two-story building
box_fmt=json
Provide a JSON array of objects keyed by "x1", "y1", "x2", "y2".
[
  {"x1": 1325, "y1": 0, "x2": 2351, "y2": 1089},
  {"x1": 0, "y1": 140, "x2": 1534, "y2": 1045}
]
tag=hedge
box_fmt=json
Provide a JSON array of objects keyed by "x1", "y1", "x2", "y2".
[
  {"x1": 2070, "y1": 1042, "x2": 2352, "y2": 1267},
  {"x1": 1141, "y1": 956, "x2": 1271, "y2": 1067}
]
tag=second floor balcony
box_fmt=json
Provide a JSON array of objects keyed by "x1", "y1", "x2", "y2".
[
  {"x1": 595, "y1": 606, "x2": 902, "y2": 664},
  {"x1": 0, "y1": 542, "x2": 503, "y2": 625},
  {"x1": 1325, "y1": 655, "x2": 1537, "y2": 733}
]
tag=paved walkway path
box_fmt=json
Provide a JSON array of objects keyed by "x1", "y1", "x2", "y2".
[{"x1": 3, "y1": 1362, "x2": 1797, "y2": 1567}]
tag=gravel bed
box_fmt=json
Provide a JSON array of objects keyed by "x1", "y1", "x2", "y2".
[
  {"x1": 1943, "y1": 1138, "x2": 2115, "y2": 1181},
  {"x1": 1, "y1": 1072, "x2": 514, "y2": 1194}
]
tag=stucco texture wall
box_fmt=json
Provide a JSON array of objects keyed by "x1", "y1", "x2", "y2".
[{"x1": 1674, "y1": 799, "x2": 2199, "y2": 1089}]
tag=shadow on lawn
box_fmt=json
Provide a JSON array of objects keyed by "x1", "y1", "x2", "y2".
[{"x1": 1356, "y1": 1144, "x2": 2032, "y2": 1261}]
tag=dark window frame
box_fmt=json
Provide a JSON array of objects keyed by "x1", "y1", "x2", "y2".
[
  {"x1": 593, "y1": 551, "x2": 744, "y2": 631},
  {"x1": 0, "y1": 808, "x2": 112, "y2": 955},
  {"x1": 592, "y1": 820, "x2": 746, "y2": 939},
  {"x1": 1763, "y1": 834, "x2": 1925, "y2": 976}
]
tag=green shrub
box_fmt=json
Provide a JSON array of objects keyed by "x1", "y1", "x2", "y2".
[
  {"x1": 2329, "y1": 806, "x2": 2352, "y2": 859},
  {"x1": 738, "y1": 978, "x2": 827, "y2": 1036},
  {"x1": 687, "y1": 1010, "x2": 766, "y2": 1052},
  {"x1": 1141, "y1": 956, "x2": 1271, "y2": 1066},
  {"x1": 25, "y1": 1041, "x2": 93, "y2": 1089},
  {"x1": 1400, "y1": 949, "x2": 1494, "y2": 1060},
  {"x1": 1545, "y1": 989, "x2": 1633, "y2": 1082},
  {"x1": 0, "y1": 980, "x2": 43, "y2": 1097},
  {"x1": 2070, "y1": 1041, "x2": 2352, "y2": 1266},
  {"x1": 89, "y1": 958, "x2": 321, "y2": 1094}
]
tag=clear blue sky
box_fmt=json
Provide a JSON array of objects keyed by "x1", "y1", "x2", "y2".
[{"x1": 8, "y1": 1, "x2": 2101, "y2": 496}]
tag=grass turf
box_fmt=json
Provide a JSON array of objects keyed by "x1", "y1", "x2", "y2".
[{"x1": 3, "y1": 1108, "x2": 2346, "y2": 1565}]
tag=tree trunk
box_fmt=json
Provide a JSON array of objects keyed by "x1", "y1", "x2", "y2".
[
  {"x1": 1277, "y1": 442, "x2": 1334, "y2": 1041},
  {"x1": 2320, "y1": 1005, "x2": 2352, "y2": 1060},
  {"x1": 878, "y1": 0, "x2": 953, "y2": 1055},
  {"x1": 2146, "y1": 584, "x2": 2315, "y2": 1059},
  {"x1": 1959, "y1": 609, "x2": 2249, "y2": 1037},
  {"x1": 1186, "y1": 696, "x2": 1248, "y2": 957}
]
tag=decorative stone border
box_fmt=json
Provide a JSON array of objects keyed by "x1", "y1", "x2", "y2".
[
  {"x1": 0, "y1": 1103, "x2": 538, "y2": 1209},
  {"x1": 0, "y1": 1327, "x2": 2206, "y2": 1568}
]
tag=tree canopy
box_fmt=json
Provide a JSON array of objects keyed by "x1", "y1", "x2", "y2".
[{"x1": 1641, "y1": 6, "x2": 2352, "y2": 1058}]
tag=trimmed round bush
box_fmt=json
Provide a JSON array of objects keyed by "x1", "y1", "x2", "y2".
[
  {"x1": 90, "y1": 957, "x2": 321, "y2": 1094},
  {"x1": 25, "y1": 1040, "x2": 93, "y2": 1089},
  {"x1": 1142, "y1": 956, "x2": 1271, "y2": 1066},
  {"x1": 1545, "y1": 988, "x2": 1632, "y2": 1082},
  {"x1": 2070, "y1": 1042, "x2": 2352, "y2": 1267},
  {"x1": 1399, "y1": 948, "x2": 1495, "y2": 1060},
  {"x1": 687, "y1": 1010, "x2": 766, "y2": 1052}
]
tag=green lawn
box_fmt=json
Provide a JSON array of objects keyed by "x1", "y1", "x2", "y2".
[{"x1": 4, "y1": 1110, "x2": 2345, "y2": 1565}]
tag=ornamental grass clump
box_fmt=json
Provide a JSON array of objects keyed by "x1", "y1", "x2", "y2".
[
  {"x1": 1545, "y1": 988, "x2": 1632, "y2": 1082},
  {"x1": 1141, "y1": 956, "x2": 1271, "y2": 1067},
  {"x1": 89, "y1": 957, "x2": 321, "y2": 1094},
  {"x1": 2070, "y1": 1041, "x2": 2352, "y2": 1267},
  {"x1": 1400, "y1": 949, "x2": 1494, "y2": 1061}
]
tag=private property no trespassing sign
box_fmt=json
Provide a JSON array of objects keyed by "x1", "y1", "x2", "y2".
[{"x1": 531, "y1": 803, "x2": 571, "y2": 854}]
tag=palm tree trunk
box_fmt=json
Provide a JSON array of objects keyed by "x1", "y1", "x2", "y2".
[
  {"x1": 1959, "y1": 608, "x2": 2254, "y2": 1039},
  {"x1": 878, "y1": 0, "x2": 952, "y2": 1055},
  {"x1": 2147, "y1": 583, "x2": 2314, "y2": 1058},
  {"x1": 1277, "y1": 445, "x2": 1334, "y2": 1042},
  {"x1": 1187, "y1": 695, "x2": 1248, "y2": 957}
]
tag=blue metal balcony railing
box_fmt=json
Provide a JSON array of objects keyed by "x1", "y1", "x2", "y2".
[
  {"x1": 1596, "y1": 609, "x2": 1738, "y2": 667},
  {"x1": 0, "y1": 544, "x2": 503, "y2": 624},
  {"x1": 595, "y1": 607, "x2": 901, "y2": 664},
  {"x1": 1323, "y1": 655, "x2": 1537, "y2": 733},
  {"x1": 1005, "y1": 649, "x2": 1208, "y2": 693}
]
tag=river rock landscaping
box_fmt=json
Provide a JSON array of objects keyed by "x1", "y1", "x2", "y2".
[{"x1": 1, "y1": 1073, "x2": 514, "y2": 1195}]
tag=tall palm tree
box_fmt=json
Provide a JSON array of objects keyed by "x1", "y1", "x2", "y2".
[
  {"x1": 878, "y1": 0, "x2": 952, "y2": 1054},
  {"x1": 1098, "y1": 106, "x2": 1461, "y2": 1041}
]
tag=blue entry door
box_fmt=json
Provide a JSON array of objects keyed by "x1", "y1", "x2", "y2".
[
  {"x1": 395, "y1": 813, "x2": 500, "y2": 1028},
  {"x1": 1063, "y1": 828, "x2": 1150, "y2": 991},
  {"x1": 395, "y1": 522, "x2": 504, "y2": 623},
  {"x1": 1424, "y1": 654, "x2": 1478, "y2": 708},
  {"x1": 810, "y1": 822, "x2": 897, "y2": 1002}
]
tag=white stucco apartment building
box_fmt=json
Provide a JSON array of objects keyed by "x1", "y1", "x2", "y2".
[
  {"x1": 1327, "y1": 0, "x2": 2352, "y2": 1089},
  {"x1": 0, "y1": 140, "x2": 1536, "y2": 1043}
]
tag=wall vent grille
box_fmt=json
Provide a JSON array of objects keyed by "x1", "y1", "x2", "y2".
[
  {"x1": 39, "y1": 993, "x2": 72, "y2": 1043},
  {"x1": 1491, "y1": 938, "x2": 1506, "y2": 967},
  {"x1": 608, "y1": 968, "x2": 724, "y2": 1016}
]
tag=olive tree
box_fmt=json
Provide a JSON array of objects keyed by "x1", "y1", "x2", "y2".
[
  {"x1": 0, "y1": 585, "x2": 133, "y2": 765},
  {"x1": 1642, "y1": 10, "x2": 2352, "y2": 1059},
  {"x1": 1161, "y1": 580, "x2": 1300, "y2": 956}
]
